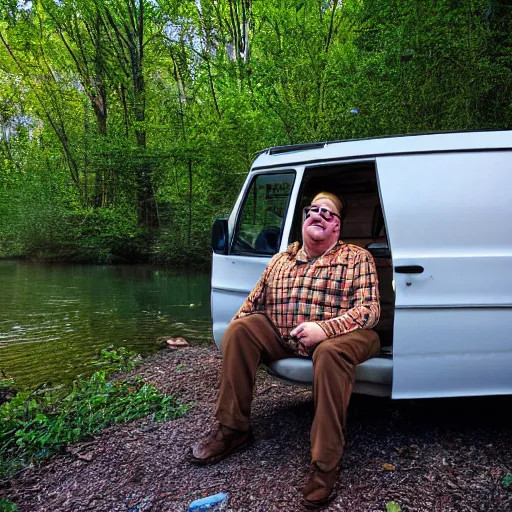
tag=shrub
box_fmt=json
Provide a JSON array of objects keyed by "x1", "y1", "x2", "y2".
[{"x1": 0, "y1": 347, "x2": 191, "y2": 481}]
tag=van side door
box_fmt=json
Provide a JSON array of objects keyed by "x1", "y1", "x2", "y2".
[{"x1": 377, "y1": 152, "x2": 512, "y2": 398}]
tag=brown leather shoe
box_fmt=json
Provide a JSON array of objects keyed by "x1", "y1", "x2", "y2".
[
  {"x1": 188, "y1": 426, "x2": 252, "y2": 465},
  {"x1": 301, "y1": 462, "x2": 341, "y2": 510}
]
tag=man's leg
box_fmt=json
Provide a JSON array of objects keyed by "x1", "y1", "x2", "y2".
[
  {"x1": 215, "y1": 313, "x2": 291, "y2": 431},
  {"x1": 303, "y1": 329, "x2": 380, "y2": 507},
  {"x1": 190, "y1": 314, "x2": 290, "y2": 464}
]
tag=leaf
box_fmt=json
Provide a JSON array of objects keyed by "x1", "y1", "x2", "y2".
[
  {"x1": 386, "y1": 502, "x2": 401, "y2": 512},
  {"x1": 383, "y1": 463, "x2": 396, "y2": 471},
  {"x1": 502, "y1": 473, "x2": 512, "y2": 489}
]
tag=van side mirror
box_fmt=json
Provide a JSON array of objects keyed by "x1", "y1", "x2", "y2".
[{"x1": 211, "y1": 218, "x2": 229, "y2": 254}]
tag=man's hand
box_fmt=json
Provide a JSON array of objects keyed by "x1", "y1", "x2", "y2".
[{"x1": 290, "y1": 322, "x2": 327, "y2": 350}]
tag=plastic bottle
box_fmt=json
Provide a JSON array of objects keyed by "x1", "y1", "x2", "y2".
[{"x1": 187, "y1": 492, "x2": 229, "y2": 511}]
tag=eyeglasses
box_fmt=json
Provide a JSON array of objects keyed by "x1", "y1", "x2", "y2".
[{"x1": 303, "y1": 206, "x2": 340, "y2": 222}]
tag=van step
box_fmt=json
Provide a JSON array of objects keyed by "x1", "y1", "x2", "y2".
[{"x1": 266, "y1": 354, "x2": 393, "y2": 387}]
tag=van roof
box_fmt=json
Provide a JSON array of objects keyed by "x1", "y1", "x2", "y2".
[{"x1": 252, "y1": 130, "x2": 512, "y2": 170}]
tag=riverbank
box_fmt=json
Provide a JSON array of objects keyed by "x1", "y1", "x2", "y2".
[{"x1": 1, "y1": 346, "x2": 512, "y2": 511}]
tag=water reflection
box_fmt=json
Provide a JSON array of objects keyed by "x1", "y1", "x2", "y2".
[{"x1": 0, "y1": 261, "x2": 212, "y2": 389}]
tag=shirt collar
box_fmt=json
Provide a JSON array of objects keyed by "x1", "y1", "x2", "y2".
[{"x1": 292, "y1": 240, "x2": 346, "y2": 265}]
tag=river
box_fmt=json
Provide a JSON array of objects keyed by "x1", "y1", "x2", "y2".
[{"x1": 0, "y1": 261, "x2": 212, "y2": 389}]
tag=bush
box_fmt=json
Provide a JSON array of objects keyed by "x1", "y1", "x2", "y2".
[
  {"x1": 150, "y1": 201, "x2": 223, "y2": 268},
  {"x1": 0, "y1": 347, "x2": 191, "y2": 481},
  {"x1": 66, "y1": 207, "x2": 146, "y2": 263},
  {"x1": 11, "y1": 205, "x2": 147, "y2": 264},
  {"x1": 0, "y1": 499, "x2": 17, "y2": 512}
]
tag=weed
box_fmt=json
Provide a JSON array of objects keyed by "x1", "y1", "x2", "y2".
[
  {"x1": 0, "y1": 347, "x2": 190, "y2": 481},
  {"x1": 0, "y1": 498, "x2": 18, "y2": 511}
]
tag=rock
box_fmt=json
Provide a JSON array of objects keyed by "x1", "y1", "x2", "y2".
[
  {"x1": 77, "y1": 452, "x2": 94, "y2": 462},
  {"x1": 166, "y1": 337, "x2": 189, "y2": 350}
]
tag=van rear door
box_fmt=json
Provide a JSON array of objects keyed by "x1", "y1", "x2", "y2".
[{"x1": 377, "y1": 152, "x2": 512, "y2": 398}]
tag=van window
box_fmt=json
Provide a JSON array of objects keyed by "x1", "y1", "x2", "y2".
[{"x1": 232, "y1": 172, "x2": 295, "y2": 255}]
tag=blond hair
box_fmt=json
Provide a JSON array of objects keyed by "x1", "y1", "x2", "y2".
[{"x1": 311, "y1": 191, "x2": 343, "y2": 217}]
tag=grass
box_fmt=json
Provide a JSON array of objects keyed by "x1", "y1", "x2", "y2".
[{"x1": 0, "y1": 346, "x2": 191, "y2": 481}]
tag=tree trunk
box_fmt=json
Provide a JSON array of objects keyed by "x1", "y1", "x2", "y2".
[
  {"x1": 188, "y1": 159, "x2": 193, "y2": 249},
  {"x1": 104, "y1": 0, "x2": 158, "y2": 230}
]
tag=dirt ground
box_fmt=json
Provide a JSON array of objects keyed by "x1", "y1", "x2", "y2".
[{"x1": 1, "y1": 346, "x2": 511, "y2": 512}]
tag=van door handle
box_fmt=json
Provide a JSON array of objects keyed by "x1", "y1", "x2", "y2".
[{"x1": 395, "y1": 265, "x2": 424, "y2": 274}]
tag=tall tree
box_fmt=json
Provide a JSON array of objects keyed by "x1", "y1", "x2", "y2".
[
  {"x1": 42, "y1": 0, "x2": 111, "y2": 205},
  {"x1": 101, "y1": 0, "x2": 160, "y2": 229}
]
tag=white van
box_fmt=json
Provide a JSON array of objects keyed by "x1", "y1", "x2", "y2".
[{"x1": 210, "y1": 131, "x2": 512, "y2": 399}]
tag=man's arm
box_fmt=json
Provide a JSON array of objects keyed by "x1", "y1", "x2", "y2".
[{"x1": 316, "y1": 250, "x2": 380, "y2": 337}]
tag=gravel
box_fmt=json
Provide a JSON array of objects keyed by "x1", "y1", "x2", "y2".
[{"x1": 1, "y1": 345, "x2": 511, "y2": 512}]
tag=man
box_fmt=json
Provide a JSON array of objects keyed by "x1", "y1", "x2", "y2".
[{"x1": 190, "y1": 191, "x2": 381, "y2": 509}]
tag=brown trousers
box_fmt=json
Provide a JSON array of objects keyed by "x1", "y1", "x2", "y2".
[{"x1": 215, "y1": 314, "x2": 380, "y2": 471}]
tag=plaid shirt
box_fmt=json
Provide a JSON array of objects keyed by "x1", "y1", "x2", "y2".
[{"x1": 233, "y1": 241, "x2": 380, "y2": 356}]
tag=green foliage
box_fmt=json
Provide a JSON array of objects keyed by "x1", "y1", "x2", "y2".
[
  {"x1": 386, "y1": 502, "x2": 401, "y2": 512},
  {"x1": 65, "y1": 207, "x2": 144, "y2": 263},
  {"x1": 151, "y1": 200, "x2": 237, "y2": 267},
  {"x1": 93, "y1": 345, "x2": 143, "y2": 372},
  {"x1": 0, "y1": 375, "x2": 15, "y2": 389},
  {"x1": 0, "y1": 372, "x2": 16, "y2": 408},
  {"x1": 0, "y1": 499, "x2": 18, "y2": 512},
  {"x1": 0, "y1": 174, "x2": 144, "y2": 262},
  {"x1": 1, "y1": 0, "x2": 512, "y2": 265},
  {"x1": 0, "y1": 347, "x2": 191, "y2": 481}
]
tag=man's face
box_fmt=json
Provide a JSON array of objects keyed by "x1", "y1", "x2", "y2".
[{"x1": 302, "y1": 198, "x2": 340, "y2": 246}]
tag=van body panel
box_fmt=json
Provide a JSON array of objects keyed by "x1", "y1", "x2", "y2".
[
  {"x1": 386, "y1": 255, "x2": 512, "y2": 307},
  {"x1": 376, "y1": 152, "x2": 512, "y2": 398},
  {"x1": 211, "y1": 254, "x2": 271, "y2": 349},
  {"x1": 391, "y1": 308, "x2": 512, "y2": 398}
]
